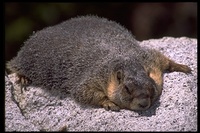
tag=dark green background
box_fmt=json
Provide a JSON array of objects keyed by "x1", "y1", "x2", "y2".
[{"x1": 5, "y1": 2, "x2": 197, "y2": 63}]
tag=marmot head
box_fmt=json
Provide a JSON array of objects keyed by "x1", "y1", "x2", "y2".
[{"x1": 107, "y1": 56, "x2": 158, "y2": 111}]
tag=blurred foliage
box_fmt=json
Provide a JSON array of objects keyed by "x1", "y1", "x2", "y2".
[{"x1": 5, "y1": 2, "x2": 197, "y2": 62}]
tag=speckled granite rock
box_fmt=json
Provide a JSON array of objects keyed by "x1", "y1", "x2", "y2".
[
  {"x1": 5, "y1": 37, "x2": 197, "y2": 131},
  {"x1": 5, "y1": 75, "x2": 39, "y2": 131}
]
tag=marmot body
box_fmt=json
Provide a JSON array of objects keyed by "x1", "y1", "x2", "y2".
[{"x1": 7, "y1": 16, "x2": 191, "y2": 111}]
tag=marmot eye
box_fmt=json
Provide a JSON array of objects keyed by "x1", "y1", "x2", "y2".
[{"x1": 125, "y1": 86, "x2": 131, "y2": 95}]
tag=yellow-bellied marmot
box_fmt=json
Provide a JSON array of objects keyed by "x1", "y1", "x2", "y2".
[{"x1": 6, "y1": 15, "x2": 191, "y2": 111}]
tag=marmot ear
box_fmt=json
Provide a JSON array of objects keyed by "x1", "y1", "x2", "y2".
[{"x1": 116, "y1": 70, "x2": 124, "y2": 84}]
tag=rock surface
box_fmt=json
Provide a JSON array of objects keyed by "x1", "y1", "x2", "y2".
[{"x1": 5, "y1": 37, "x2": 197, "y2": 131}]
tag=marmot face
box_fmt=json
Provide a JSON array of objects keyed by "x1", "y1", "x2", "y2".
[
  {"x1": 107, "y1": 57, "x2": 157, "y2": 111},
  {"x1": 121, "y1": 76, "x2": 156, "y2": 111}
]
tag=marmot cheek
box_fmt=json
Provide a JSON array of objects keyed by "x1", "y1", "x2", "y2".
[{"x1": 129, "y1": 101, "x2": 140, "y2": 110}]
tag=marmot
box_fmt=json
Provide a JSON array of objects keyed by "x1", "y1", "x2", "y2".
[{"x1": 6, "y1": 15, "x2": 191, "y2": 111}]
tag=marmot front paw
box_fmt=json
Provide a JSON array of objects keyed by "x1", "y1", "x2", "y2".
[{"x1": 102, "y1": 100, "x2": 120, "y2": 111}]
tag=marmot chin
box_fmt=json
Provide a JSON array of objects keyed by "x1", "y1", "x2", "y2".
[{"x1": 6, "y1": 16, "x2": 191, "y2": 111}]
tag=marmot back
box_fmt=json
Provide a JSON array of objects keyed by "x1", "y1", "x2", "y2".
[{"x1": 7, "y1": 15, "x2": 191, "y2": 111}]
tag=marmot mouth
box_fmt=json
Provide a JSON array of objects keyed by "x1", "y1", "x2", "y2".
[
  {"x1": 137, "y1": 99, "x2": 151, "y2": 110},
  {"x1": 138, "y1": 102, "x2": 149, "y2": 108}
]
